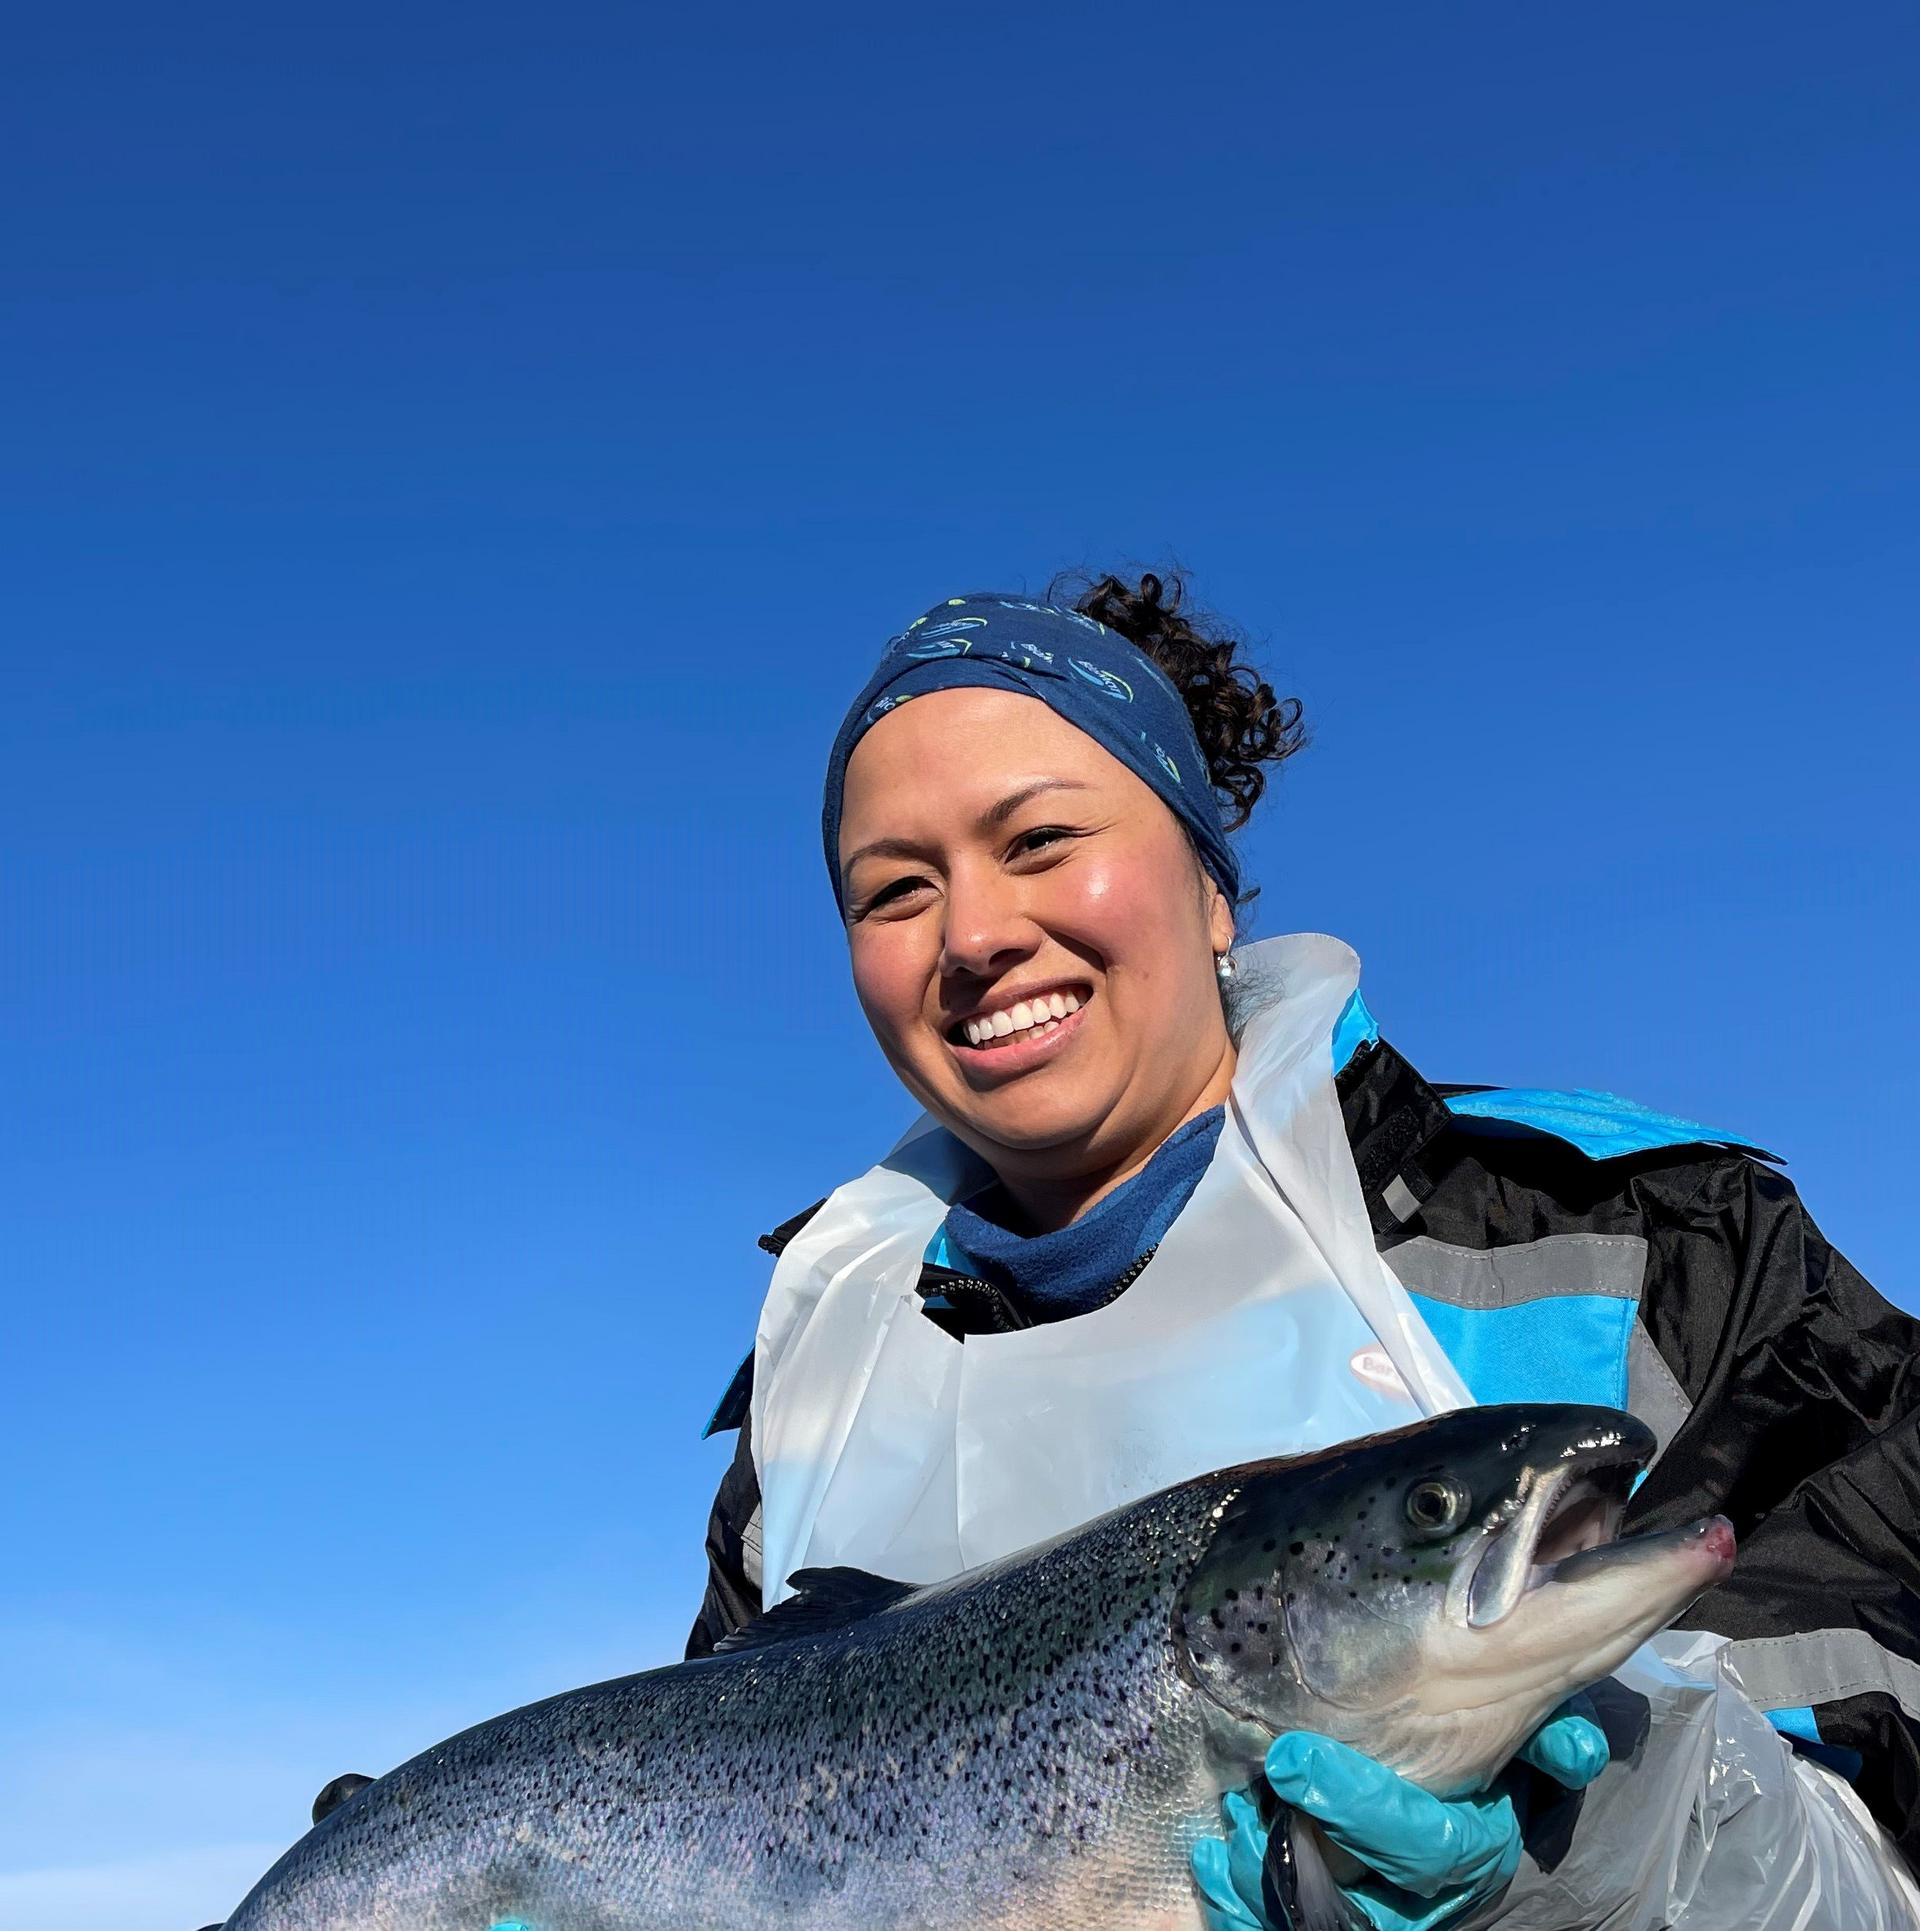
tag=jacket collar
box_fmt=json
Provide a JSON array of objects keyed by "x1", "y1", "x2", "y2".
[{"x1": 1335, "y1": 1033, "x2": 1456, "y2": 1239}]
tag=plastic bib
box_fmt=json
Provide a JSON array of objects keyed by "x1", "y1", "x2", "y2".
[{"x1": 750, "y1": 934, "x2": 1470, "y2": 1603}]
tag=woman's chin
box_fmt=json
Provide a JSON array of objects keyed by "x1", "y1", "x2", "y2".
[{"x1": 946, "y1": 1092, "x2": 1117, "y2": 1163}]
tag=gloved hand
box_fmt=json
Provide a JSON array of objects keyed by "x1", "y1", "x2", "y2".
[{"x1": 1192, "y1": 1706, "x2": 1609, "y2": 1931}]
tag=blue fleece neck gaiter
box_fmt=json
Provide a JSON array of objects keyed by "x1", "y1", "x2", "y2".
[{"x1": 941, "y1": 1105, "x2": 1227, "y2": 1321}]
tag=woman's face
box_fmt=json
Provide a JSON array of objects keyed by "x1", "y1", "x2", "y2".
[{"x1": 837, "y1": 687, "x2": 1236, "y2": 1187}]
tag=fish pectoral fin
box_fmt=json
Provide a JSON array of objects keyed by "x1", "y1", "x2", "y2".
[
  {"x1": 1261, "y1": 1813, "x2": 1368, "y2": 1931},
  {"x1": 710, "y1": 1566, "x2": 917, "y2": 1654}
]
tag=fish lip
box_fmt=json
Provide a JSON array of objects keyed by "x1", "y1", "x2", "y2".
[
  {"x1": 1462, "y1": 1443, "x2": 1644, "y2": 1630},
  {"x1": 1553, "y1": 1510, "x2": 1737, "y2": 1590}
]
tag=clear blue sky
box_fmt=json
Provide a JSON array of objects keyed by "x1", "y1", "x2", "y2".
[{"x1": 3, "y1": 4, "x2": 1915, "y2": 1923}]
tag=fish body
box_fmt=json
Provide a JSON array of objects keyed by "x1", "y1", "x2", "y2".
[{"x1": 220, "y1": 1405, "x2": 1733, "y2": 1930}]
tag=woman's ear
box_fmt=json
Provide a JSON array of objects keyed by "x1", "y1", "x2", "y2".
[{"x1": 1208, "y1": 884, "x2": 1236, "y2": 960}]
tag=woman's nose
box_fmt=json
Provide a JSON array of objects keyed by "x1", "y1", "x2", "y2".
[{"x1": 937, "y1": 865, "x2": 1038, "y2": 981}]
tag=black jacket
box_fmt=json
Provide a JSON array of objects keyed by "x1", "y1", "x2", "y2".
[{"x1": 689, "y1": 1035, "x2": 1920, "y2": 1861}]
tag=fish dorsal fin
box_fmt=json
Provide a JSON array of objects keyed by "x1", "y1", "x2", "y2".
[{"x1": 711, "y1": 1567, "x2": 915, "y2": 1655}]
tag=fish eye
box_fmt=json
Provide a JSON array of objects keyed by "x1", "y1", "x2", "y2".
[{"x1": 1403, "y1": 1478, "x2": 1470, "y2": 1538}]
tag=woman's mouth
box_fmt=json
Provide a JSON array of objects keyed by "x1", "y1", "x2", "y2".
[
  {"x1": 945, "y1": 985, "x2": 1093, "y2": 1074},
  {"x1": 950, "y1": 987, "x2": 1083, "y2": 1048}
]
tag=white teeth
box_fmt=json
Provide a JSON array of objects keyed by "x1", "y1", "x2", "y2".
[{"x1": 958, "y1": 991, "x2": 1087, "y2": 1047}]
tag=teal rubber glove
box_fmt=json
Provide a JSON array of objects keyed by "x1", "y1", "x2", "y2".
[{"x1": 1191, "y1": 1706, "x2": 1608, "y2": 1931}]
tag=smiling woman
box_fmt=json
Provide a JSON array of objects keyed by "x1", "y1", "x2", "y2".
[
  {"x1": 690, "y1": 572, "x2": 1920, "y2": 1930},
  {"x1": 826, "y1": 576, "x2": 1294, "y2": 1233},
  {"x1": 840, "y1": 689, "x2": 1237, "y2": 1228}
]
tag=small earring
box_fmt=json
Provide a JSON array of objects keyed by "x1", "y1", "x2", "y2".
[{"x1": 1215, "y1": 950, "x2": 1237, "y2": 983}]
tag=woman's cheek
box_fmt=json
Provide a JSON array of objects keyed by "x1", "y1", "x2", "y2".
[
  {"x1": 849, "y1": 928, "x2": 927, "y2": 1058},
  {"x1": 1050, "y1": 845, "x2": 1169, "y2": 954},
  {"x1": 849, "y1": 938, "x2": 907, "y2": 1058}
]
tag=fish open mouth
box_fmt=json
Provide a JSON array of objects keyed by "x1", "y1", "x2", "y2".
[{"x1": 1464, "y1": 1444, "x2": 1643, "y2": 1629}]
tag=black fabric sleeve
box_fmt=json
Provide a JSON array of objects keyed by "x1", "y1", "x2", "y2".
[
  {"x1": 1625, "y1": 1153, "x2": 1920, "y2": 1859},
  {"x1": 684, "y1": 1411, "x2": 765, "y2": 1660}
]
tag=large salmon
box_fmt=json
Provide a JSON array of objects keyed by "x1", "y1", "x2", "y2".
[{"x1": 216, "y1": 1404, "x2": 1733, "y2": 1929}]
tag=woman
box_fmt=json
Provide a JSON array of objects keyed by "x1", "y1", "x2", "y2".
[{"x1": 690, "y1": 575, "x2": 1920, "y2": 1927}]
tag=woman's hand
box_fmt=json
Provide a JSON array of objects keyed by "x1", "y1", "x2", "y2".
[{"x1": 1191, "y1": 1707, "x2": 1609, "y2": 1930}]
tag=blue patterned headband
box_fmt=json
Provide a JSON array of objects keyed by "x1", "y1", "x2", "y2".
[{"x1": 823, "y1": 592, "x2": 1240, "y2": 916}]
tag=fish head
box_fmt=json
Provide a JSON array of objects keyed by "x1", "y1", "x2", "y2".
[{"x1": 1177, "y1": 1403, "x2": 1735, "y2": 1793}]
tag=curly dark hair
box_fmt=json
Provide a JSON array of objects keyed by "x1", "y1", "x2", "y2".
[{"x1": 1048, "y1": 569, "x2": 1306, "y2": 836}]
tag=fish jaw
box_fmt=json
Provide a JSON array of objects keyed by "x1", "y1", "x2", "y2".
[
  {"x1": 1437, "y1": 1511, "x2": 1738, "y2": 1714},
  {"x1": 1391, "y1": 1513, "x2": 1735, "y2": 1791}
]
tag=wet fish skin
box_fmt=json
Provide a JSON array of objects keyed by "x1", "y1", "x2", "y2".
[
  {"x1": 218, "y1": 1404, "x2": 1731, "y2": 1931},
  {"x1": 226, "y1": 1477, "x2": 1232, "y2": 1930}
]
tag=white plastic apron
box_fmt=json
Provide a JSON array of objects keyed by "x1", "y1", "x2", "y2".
[{"x1": 750, "y1": 933, "x2": 1471, "y2": 1603}]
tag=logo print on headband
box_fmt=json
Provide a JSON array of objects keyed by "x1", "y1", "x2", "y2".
[
  {"x1": 994, "y1": 642, "x2": 1054, "y2": 669},
  {"x1": 896, "y1": 615, "x2": 986, "y2": 659},
  {"x1": 993, "y1": 598, "x2": 1107, "y2": 636},
  {"x1": 1067, "y1": 659, "x2": 1134, "y2": 702}
]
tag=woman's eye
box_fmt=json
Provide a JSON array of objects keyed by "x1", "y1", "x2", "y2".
[
  {"x1": 860, "y1": 875, "x2": 930, "y2": 916},
  {"x1": 1012, "y1": 825, "x2": 1073, "y2": 857}
]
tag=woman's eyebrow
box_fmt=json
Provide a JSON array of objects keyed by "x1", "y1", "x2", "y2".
[
  {"x1": 841, "y1": 833, "x2": 932, "y2": 872},
  {"x1": 981, "y1": 777, "x2": 1093, "y2": 829}
]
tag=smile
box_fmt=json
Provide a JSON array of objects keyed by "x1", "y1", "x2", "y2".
[
  {"x1": 945, "y1": 985, "x2": 1093, "y2": 1063},
  {"x1": 953, "y1": 989, "x2": 1082, "y2": 1048}
]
